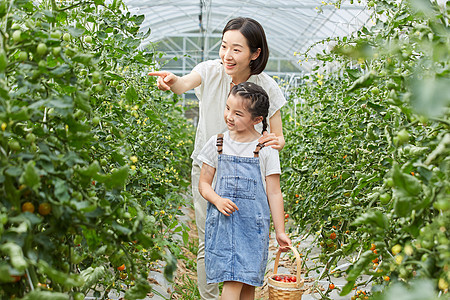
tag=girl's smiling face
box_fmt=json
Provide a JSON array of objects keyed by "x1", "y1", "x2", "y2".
[
  {"x1": 224, "y1": 93, "x2": 260, "y2": 135},
  {"x1": 219, "y1": 30, "x2": 260, "y2": 81}
]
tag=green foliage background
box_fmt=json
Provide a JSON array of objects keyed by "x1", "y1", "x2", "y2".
[
  {"x1": 0, "y1": 0, "x2": 193, "y2": 299},
  {"x1": 281, "y1": 0, "x2": 449, "y2": 298}
]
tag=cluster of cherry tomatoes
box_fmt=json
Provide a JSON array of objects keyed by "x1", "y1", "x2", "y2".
[{"x1": 272, "y1": 275, "x2": 297, "y2": 283}]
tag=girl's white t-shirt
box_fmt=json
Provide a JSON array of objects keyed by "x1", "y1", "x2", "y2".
[
  {"x1": 191, "y1": 59, "x2": 287, "y2": 167},
  {"x1": 197, "y1": 131, "x2": 281, "y2": 192}
]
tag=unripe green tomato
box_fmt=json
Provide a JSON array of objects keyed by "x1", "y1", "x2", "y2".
[
  {"x1": 36, "y1": 43, "x2": 47, "y2": 55},
  {"x1": 92, "y1": 116, "x2": 100, "y2": 126},
  {"x1": 73, "y1": 110, "x2": 83, "y2": 119},
  {"x1": 73, "y1": 235, "x2": 82, "y2": 245},
  {"x1": 52, "y1": 46, "x2": 61, "y2": 56},
  {"x1": 11, "y1": 23, "x2": 21, "y2": 30},
  {"x1": 73, "y1": 292, "x2": 85, "y2": 300},
  {"x1": 63, "y1": 32, "x2": 71, "y2": 42},
  {"x1": 100, "y1": 158, "x2": 108, "y2": 166},
  {"x1": 61, "y1": 262, "x2": 70, "y2": 273},
  {"x1": 18, "y1": 51, "x2": 28, "y2": 61},
  {"x1": 64, "y1": 48, "x2": 76, "y2": 58},
  {"x1": 72, "y1": 191, "x2": 83, "y2": 201},
  {"x1": 371, "y1": 87, "x2": 380, "y2": 95},
  {"x1": 380, "y1": 193, "x2": 391, "y2": 205},
  {"x1": 396, "y1": 129, "x2": 410, "y2": 145},
  {"x1": 70, "y1": 252, "x2": 83, "y2": 264},
  {"x1": 419, "y1": 115, "x2": 428, "y2": 124},
  {"x1": 84, "y1": 36, "x2": 93, "y2": 43},
  {"x1": 421, "y1": 253, "x2": 428, "y2": 262},
  {"x1": 92, "y1": 71, "x2": 101, "y2": 83},
  {"x1": 421, "y1": 239, "x2": 433, "y2": 249},
  {"x1": 38, "y1": 60, "x2": 46, "y2": 68},
  {"x1": 385, "y1": 177, "x2": 394, "y2": 187},
  {"x1": 9, "y1": 140, "x2": 21, "y2": 151},
  {"x1": 111, "y1": 80, "x2": 118, "y2": 87},
  {"x1": 26, "y1": 133, "x2": 36, "y2": 143},
  {"x1": 433, "y1": 200, "x2": 449, "y2": 211},
  {"x1": 95, "y1": 84, "x2": 104, "y2": 92},
  {"x1": 51, "y1": 30, "x2": 62, "y2": 39},
  {"x1": 12, "y1": 30, "x2": 22, "y2": 43}
]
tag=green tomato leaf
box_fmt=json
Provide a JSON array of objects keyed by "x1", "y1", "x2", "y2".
[
  {"x1": 19, "y1": 160, "x2": 40, "y2": 192},
  {"x1": 352, "y1": 209, "x2": 388, "y2": 229},
  {"x1": 80, "y1": 266, "x2": 106, "y2": 293},
  {"x1": 22, "y1": 290, "x2": 69, "y2": 300},
  {"x1": 0, "y1": 242, "x2": 27, "y2": 272},
  {"x1": 124, "y1": 278, "x2": 152, "y2": 300},
  {"x1": 340, "y1": 279, "x2": 356, "y2": 296},
  {"x1": 347, "y1": 250, "x2": 374, "y2": 282},
  {"x1": 125, "y1": 86, "x2": 138, "y2": 102},
  {"x1": 392, "y1": 163, "x2": 422, "y2": 196},
  {"x1": 105, "y1": 165, "x2": 129, "y2": 189},
  {"x1": 78, "y1": 161, "x2": 101, "y2": 177},
  {"x1": 38, "y1": 260, "x2": 84, "y2": 288}
]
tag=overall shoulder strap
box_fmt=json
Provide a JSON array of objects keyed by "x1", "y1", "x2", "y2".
[
  {"x1": 253, "y1": 142, "x2": 265, "y2": 158},
  {"x1": 216, "y1": 134, "x2": 224, "y2": 155}
]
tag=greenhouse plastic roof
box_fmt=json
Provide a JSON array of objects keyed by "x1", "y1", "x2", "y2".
[{"x1": 123, "y1": 0, "x2": 371, "y2": 74}]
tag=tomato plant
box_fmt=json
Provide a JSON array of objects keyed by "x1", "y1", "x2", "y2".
[
  {"x1": 282, "y1": 0, "x2": 449, "y2": 298},
  {"x1": 0, "y1": 0, "x2": 193, "y2": 299}
]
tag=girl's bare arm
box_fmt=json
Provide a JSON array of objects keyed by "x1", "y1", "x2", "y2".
[
  {"x1": 199, "y1": 163, "x2": 239, "y2": 216},
  {"x1": 266, "y1": 174, "x2": 291, "y2": 249}
]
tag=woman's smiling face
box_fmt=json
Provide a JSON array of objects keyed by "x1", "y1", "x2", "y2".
[{"x1": 219, "y1": 30, "x2": 260, "y2": 80}]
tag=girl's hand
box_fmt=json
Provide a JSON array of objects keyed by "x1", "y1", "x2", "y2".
[
  {"x1": 148, "y1": 71, "x2": 179, "y2": 91},
  {"x1": 259, "y1": 131, "x2": 285, "y2": 151},
  {"x1": 214, "y1": 197, "x2": 239, "y2": 216},
  {"x1": 276, "y1": 232, "x2": 292, "y2": 252}
]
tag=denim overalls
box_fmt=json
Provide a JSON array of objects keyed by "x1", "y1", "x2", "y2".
[{"x1": 205, "y1": 134, "x2": 271, "y2": 287}]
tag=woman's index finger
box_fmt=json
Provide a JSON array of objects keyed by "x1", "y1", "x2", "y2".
[{"x1": 147, "y1": 71, "x2": 168, "y2": 77}]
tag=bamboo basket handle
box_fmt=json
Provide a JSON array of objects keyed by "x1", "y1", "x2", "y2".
[{"x1": 273, "y1": 246, "x2": 302, "y2": 281}]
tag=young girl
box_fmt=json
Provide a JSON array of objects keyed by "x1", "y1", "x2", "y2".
[
  {"x1": 149, "y1": 18, "x2": 287, "y2": 299},
  {"x1": 198, "y1": 82, "x2": 291, "y2": 300}
]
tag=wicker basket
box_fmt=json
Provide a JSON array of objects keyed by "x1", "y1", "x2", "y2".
[{"x1": 268, "y1": 246, "x2": 304, "y2": 300}]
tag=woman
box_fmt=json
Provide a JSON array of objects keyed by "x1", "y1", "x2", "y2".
[{"x1": 149, "y1": 17, "x2": 286, "y2": 300}]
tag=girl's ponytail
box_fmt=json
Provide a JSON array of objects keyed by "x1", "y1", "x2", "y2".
[
  {"x1": 230, "y1": 82, "x2": 270, "y2": 134},
  {"x1": 261, "y1": 117, "x2": 268, "y2": 134}
]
